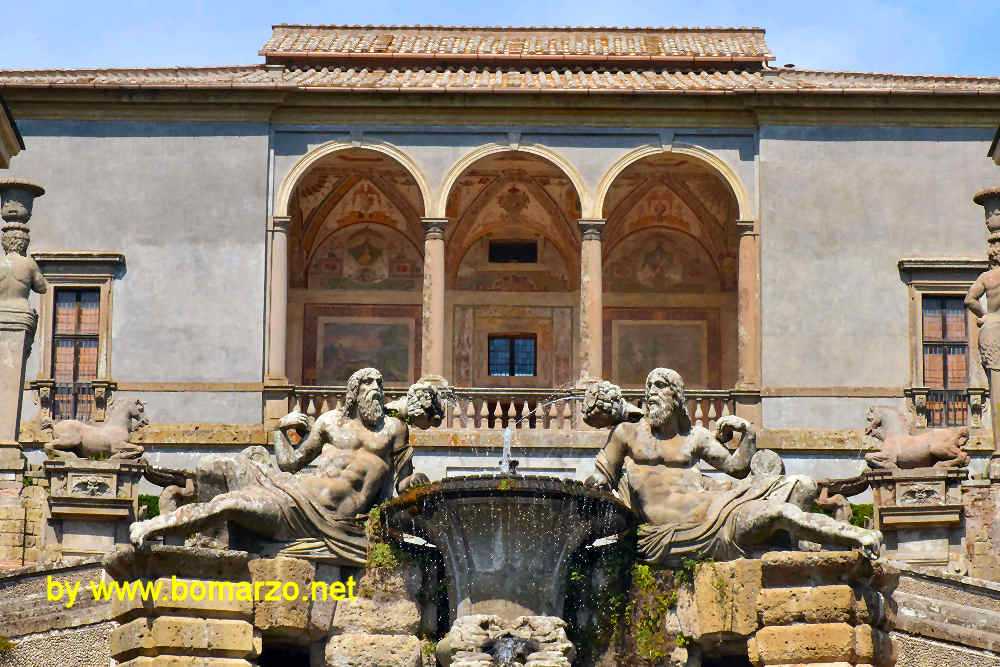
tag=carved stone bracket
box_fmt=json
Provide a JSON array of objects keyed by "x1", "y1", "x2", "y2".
[
  {"x1": 30, "y1": 378, "x2": 55, "y2": 420},
  {"x1": 969, "y1": 387, "x2": 988, "y2": 429},
  {"x1": 904, "y1": 386, "x2": 930, "y2": 428},
  {"x1": 91, "y1": 378, "x2": 117, "y2": 422}
]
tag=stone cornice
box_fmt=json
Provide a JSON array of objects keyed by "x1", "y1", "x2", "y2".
[
  {"x1": 4, "y1": 87, "x2": 1000, "y2": 128},
  {"x1": 32, "y1": 250, "x2": 125, "y2": 276},
  {"x1": 897, "y1": 257, "x2": 988, "y2": 274}
]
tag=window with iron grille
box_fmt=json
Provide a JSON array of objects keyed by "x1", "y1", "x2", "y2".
[
  {"x1": 52, "y1": 288, "x2": 100, "y2": 421},
  {"x1": 488, "y1": 335, "x2": 536, "y2": 377},
  {"x1": 922, "y1": 295, "x2": 969, "y2": 426}
]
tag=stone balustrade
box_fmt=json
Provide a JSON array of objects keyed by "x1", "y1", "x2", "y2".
[{"x1": 289, "y1": 385, "x2": 739, "y2": 434}]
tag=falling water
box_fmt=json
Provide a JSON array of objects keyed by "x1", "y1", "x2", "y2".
[
  {"x1": 499, "y1": 426, "x2": 515, "y2": 474},
  {"x1": 497, "y1": 394, "x2": 576, "y2": 476}
]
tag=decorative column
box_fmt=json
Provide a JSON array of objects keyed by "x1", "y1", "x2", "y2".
[
  {"x1": 0, "y1": 179, "x2": 47, "y2": 490},
  {"x1": 735, "y1": 218, "x2": 763, "y2": 425},
  {"x1": 421, "y1": 218, "x2": 448, "y2": 384},
  {"x1": 578, "y1": 219, "x2": 605, "y2": 385},
  {"x1": 263, "y1": 215, "x2": 291, "y2": 427}
]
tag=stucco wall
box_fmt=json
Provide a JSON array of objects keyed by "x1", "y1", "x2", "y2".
[
  {"x1": 8, "y1": 120, "x2": 269, "y2": 424},
  {"x1": 760, "y1": 125, "x2": 998, "y2": 428}
]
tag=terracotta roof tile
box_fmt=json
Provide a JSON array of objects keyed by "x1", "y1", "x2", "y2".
[
  {"x1": 259, "y1": 25, "x2": 773, "y2": 63},
  {"x1": 2, "y1": 64, "x2": 999, "y2": 94}
]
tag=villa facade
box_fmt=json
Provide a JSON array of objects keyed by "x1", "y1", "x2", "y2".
[{"x1": 1, "y1": 25, "x2": 999, "y2": 484}]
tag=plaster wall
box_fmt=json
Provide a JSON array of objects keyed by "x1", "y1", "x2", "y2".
[
  {"x1": 7, "y1": 120, "x2": 269, "y2": 423},
  {"x1": 760, "y1": 125, "x2": 998, "y2": 428}
]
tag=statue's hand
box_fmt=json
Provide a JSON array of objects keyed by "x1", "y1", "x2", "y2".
[
  {"x1": 278, "y1": 411, "x2": 313, "y2": 439},
  {"x1": 398, "y1": 472, "x2": 430, "y2": 492},
  {"x1": 715, "y1": 415, "x2": 750, "y2": 443},
  {"x1": 584, "y1": 471, "x2": 610, "y2": 489}
]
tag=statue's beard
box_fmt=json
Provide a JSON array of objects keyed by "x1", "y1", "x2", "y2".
[
  {"x1": 646, "y1": 392, "x2": 680, "y2": 428},
  {"x1": 358, "y1": 390, "x2": 384, "y2": 427}
]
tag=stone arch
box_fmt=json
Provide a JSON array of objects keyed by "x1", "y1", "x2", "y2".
[
  {"x1": 434, "y1": 141, "x2": 591, "y2": 219},
  {"x1": 274, "y1": 139, "x2": 432, "y2": 219},
  {"x1": 592, "y1": 143, "x2": 752, "y2": 221}
]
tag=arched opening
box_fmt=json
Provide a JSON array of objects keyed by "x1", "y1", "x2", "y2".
[
  {"x1": 601, "y1": 152, "x2": 740, "y2": 389},
  {"x1": 444, "y1": 151, "x2": 582, "y2": 390},
  {"x1": 285, "y1": 147, "x2": 426, "y2": 387}
]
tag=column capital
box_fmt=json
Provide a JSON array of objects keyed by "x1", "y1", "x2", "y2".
[
  {"x1": 578, "y1": 219, "x2": 606, "y2": 241},
  {"x1": 422, "y1": 217, "x2": 449, "y2": 240},
  {"x1": 270, "y1": 215, "x2": 292, "y2": 233},
  {"x1": 736, "y1": 218, "x2": 759, "y2": 237}
]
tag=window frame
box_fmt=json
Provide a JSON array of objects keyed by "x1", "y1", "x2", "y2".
[
  {"x1": 487, "y1": 333, "x2": 538, "y2": 378},
  {"x1": 30, "y1": 252, "x2": 123, "y2": 421},
  {"x1": 899, "y1": 258, "x2": 988, "y2": 428}
]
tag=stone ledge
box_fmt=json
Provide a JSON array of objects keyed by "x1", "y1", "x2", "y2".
[{"x1": 324, "y1": 633, "x2": 423, "y2": 667}]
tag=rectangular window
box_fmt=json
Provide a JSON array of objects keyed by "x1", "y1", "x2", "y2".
[
  {"x1": 922, "y1": 295, "x2": 969, "y2": 426},
  {"x1": 52, "y1": 288, "x2": 100, "y2": 421},
  {"x1": 488, "y1": 241, "x2": 537, "y2": 264},
  {"x1": 488, "y1": 335, "x2": 536, "y2": 377}
]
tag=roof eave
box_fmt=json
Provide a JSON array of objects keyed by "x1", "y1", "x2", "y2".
[{"x1": 259, "y1": 51, "x2": 773, "y2": 66}]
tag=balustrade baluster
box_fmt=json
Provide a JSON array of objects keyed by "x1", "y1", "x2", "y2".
[
  {"x1": 289, "y1": 395, "x2": 301, "y2": 413},
  {"x1": 694, "y1": 401, "x2": 704, "y2": 427},
  {"x1": 477, "y1": 400, "x2": 488, "y2": 429},
  {"x1": 463, "y1": 398, "x2": 475, "y2": 428},
  {"x1": 543, "y1": 401, "x2": 555, "y2": 429},
  {"x1": 707, "y1": 401, "x2": 718, "y2": 431},
  {"x1": 561, "y1": 400, "x2": 573, "y2": 431},
  {"x1": 491, "y1": 402, "x2": 502, "y2": 429}
]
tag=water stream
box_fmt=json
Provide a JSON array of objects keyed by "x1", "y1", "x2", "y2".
[{"x1": 497, "y1": 394, "x2": 576, "y2": 475}]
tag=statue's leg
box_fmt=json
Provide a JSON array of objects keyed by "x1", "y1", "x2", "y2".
[
  {"x1": 110, "y1": 443, "x2": 144, "y2": 460},
  {"x1": 130, "y1": 490, "x2": 284, "y2": 548},
  {"x1": 44, "y1": 439, "x2": 81, "y2": 460},
  {"x1": 991, "y1": 369, "x2": 1000, "y2": 453},
  {"x1": 733, "y1": 501, "x2": 882, "y2": 559}
]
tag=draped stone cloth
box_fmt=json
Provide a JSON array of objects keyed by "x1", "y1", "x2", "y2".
[
  {"x1": 594, "y1": 448, "x2": 803, "y2": 564},
  {"x1": 208, "y1": 436, "x2": 417, "y2": 567}
]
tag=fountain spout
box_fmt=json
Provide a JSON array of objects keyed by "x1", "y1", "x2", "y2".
[{"x1": 499, "y1": 426, "x2": 519, "y2": 475}]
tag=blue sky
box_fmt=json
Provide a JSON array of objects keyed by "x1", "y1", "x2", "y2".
[{"x1": 2, "y1": 0, "x2": 998, "y2": 76}]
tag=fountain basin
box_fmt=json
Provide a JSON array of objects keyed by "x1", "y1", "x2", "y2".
[{"x1": 385, "y1": 474, "x2": 633, "y2": 623}]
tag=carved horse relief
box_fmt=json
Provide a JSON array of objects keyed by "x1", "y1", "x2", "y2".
[{"x1": 43, "y1": 398, "x2": 149, "y2": 460}]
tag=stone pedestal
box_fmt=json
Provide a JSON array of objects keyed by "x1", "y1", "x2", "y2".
[
  {"x1": 44, "y1": 458, "x2": 142, "y2": 558},
  {"x1": 745, "y1": 552, "x2": 897, "y2": 667},
  {"x1": 0, "y1": 312, "x2": 34, "y2": 490},
  {"x1": 869, "y1": 468, "x2": 966, "y2": 571},
  {"x1": 106, "y1": 545, "x2": 260, "y2": 666}
]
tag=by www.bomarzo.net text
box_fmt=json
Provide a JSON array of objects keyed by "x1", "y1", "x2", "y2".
[{"x1": 46, "y1": 575, "x2": 357, "y2": 609}]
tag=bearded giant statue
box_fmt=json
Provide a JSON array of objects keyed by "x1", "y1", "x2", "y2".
[
  {"x1": 130, "y1": 368, "x2": 437, "y2": 566},
  {"x1": 584, "y1": 368, "x2": 882, "y2": 564}
]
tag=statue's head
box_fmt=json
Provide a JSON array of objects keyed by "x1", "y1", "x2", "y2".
[
  {"x1": 345, "y1": 367, "x2": 384, "y2": 427},
  {"x1": 645, "y1": 368, "x2": 691, "y2": 430},
  {"x1": 1, "y1": 230, "x2": 29, "y2": 256}
]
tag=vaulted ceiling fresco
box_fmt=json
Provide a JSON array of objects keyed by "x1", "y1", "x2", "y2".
[
  {"x1": 602, "y1": 154, "x2": 738, "y2": 292},
  {"x1": 445, "y1": 152, "x2": 582, "y2": 290},
  {"x1": 289, "y1": 148, "x2": 425, "y2": 289}
]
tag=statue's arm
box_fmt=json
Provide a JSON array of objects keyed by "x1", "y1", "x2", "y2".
[
  {"x1": 698, "y1": 416, "x2": 755, "y2": 479},
  {"x1": 585, "y1": 426, "x2": 627, "y2": 488},
  {"x1": 30, "y1": 263, "x2": 48, "y2": 295},
  {"x1": 392, "y1": 420, "x2": 429, "y2": 493},
  {"x1": 275, "y1": 421, "x2": 325, "y2": 473},
  {"x1": 966, "y1": 278, "x2": 987, "y2": 320}
]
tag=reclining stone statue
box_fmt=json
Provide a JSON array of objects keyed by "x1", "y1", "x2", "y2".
[
  {"x1": 43, "y1": 397, "x2": 148, "y2": 460},
  {"x1": 129, "y1": 369, "x2": 437, "y2": 566},
  {"x1": 583, "y1": 369, "x2": 883, "y2": 565}
]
